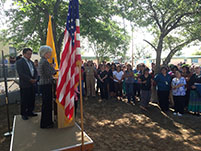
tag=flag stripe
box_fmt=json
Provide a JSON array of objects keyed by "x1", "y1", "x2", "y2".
[{"x1": 57, "y1": 35, "x2": 72, "y2": 99}]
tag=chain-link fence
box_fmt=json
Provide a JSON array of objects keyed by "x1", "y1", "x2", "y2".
[
  {"x1": 0, "y1": 64, "x2": 18, "y2": 80},
  {"x1": 0, "y1": 52, "x2": 20, "y2": 105},
  {"x1": 0, "y1": 50, "x2": 18, "y2": 82}
]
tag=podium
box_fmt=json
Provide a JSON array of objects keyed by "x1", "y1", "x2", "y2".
[
  {"x1": 10, "y1": 114, "x2": 94, "y2": 151},
  {"x1": 10, "y1": 75, "x2": 93, "y2": 150},
  {"x1": 10, "y1": 80, "x2": 93, "y2": 151}
]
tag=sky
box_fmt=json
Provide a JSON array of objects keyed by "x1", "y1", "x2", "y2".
[
  {"x1": 0, "y1": 1, "x2": 12, "y2": 29},
  {"x1": 1, "y1": 0, "x2": 200, "y2": 58}
]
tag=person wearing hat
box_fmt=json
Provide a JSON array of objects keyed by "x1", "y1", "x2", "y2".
[{"x1": 38, "y1": 45, "x2": 56, "y2": 128}]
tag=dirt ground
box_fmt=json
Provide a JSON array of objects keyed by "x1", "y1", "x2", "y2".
[
  {"x1": 0, "y1": 81, "x2": 19, "y2": 93},
  {"x1": 0, "y1": 96, "x2": 201, "y2": 151}
]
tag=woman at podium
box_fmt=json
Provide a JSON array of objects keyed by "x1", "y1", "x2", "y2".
[{"x1": 38, "y1": 46, "x2": 56, "y2": 128}]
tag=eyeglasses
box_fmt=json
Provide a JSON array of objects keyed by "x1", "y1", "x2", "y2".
[{"x1": 26, "y1": 52, "x2": 32, "y2": 55}]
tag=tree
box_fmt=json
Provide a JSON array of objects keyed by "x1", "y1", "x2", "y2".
[
  {"x1": 174, "y1": 50, "x2": 183, "y2": 56},
  {"x1": 117, "y1": 0, "x2": 201, "y2": 73},
  {"x1": 1, "y1": 0, "x2": 65, "y2": 54},
  {"x1": 80, "y1": 0, "x2": 130, "y2": 63},
  {"x1": 192, "y1": 51, "x2": 201, "y2": 56},
  {"x1": 134, "y1": 45, "x2": 151, "y2": 60},
  {"x1": 86, "y1": 19, "x2": 129, "y2": 63},
  {"x1": 0, "y1": 0, "x2": 130, "y2": 61}
]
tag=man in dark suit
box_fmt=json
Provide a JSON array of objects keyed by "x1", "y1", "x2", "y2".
[{"x1": 16, "y1": 48, "x2": 38, "y2": 120}]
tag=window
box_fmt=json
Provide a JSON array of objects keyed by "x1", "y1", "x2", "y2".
[{"x1": 191, "y1": 58, "x2": 198, "y2": 63}]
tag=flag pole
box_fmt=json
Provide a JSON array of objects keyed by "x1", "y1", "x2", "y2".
[
  {"x1": 131, "y1": 23, "x2": 134, "y2": 68},
  {"x1": 78, "y1": 63, "x2": 84, "y2": 151}
]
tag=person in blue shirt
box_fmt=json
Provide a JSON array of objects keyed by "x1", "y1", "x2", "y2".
[{"x1": 155, "y1": 67, "x2": 172, "y2": 112}]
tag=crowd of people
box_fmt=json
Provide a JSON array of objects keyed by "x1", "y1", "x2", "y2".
[
  {"x1": 15, "y1": 46, "x2": 201, "y2": 129},
  {"x1": 81, "y1": 60, "x2": 201, "y2": 116}
]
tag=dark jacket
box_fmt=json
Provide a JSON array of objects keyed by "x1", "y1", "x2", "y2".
[
  {"x1": 189, "y1": 73, "x2": 201, "y2": 90},
  {"x1": 16, "y1": 58, "x2": 37, "y2": 88}
]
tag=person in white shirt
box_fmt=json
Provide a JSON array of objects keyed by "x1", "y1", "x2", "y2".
[
  {"x1": 113, "y1": 66, "x2": 124, "y2": 99},
  {"x1": 172, "y1": 70, "x2": 186, "y2": 116},
  {"x1": 16, "y1": 48, "x2": 38, "y2": 120}
]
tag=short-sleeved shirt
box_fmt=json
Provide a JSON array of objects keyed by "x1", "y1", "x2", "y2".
[
  {"x1": 4, "y1": 59, "x2": 8, "y2": 64},
  {"x1": 105, "y1": 71, "x2": 110, "y2": 83},
  {"x1": 98, "y1": 70, "x2": 107, "y2": 82},
  {"x1": 108, "y1": 69, "x2": 114, "y2": 83},
  {"x1": 139, "y1": 74, "x2": 152, "y2": 90},
  {"x1": 108, "y1": 70, "x2": 113, "y2": 79},
  {"x1": 85, "y1": 66, "x2": 95, "y2": 77},
  {"x1": 172, "y1": 77, "x2": 186, "y2": 96},
  {"x1": 133, "y1": 69, "x2": 141, "y2": 83},
  {"x1": 113, "y1": 71, "x2": 124, "y2": 82},
  {"x1": 124, "y1": 70, "x2": 134, "y2": 84},
  {"x1": 154, "y1": 73, "x2": 171, "y2": 91}
]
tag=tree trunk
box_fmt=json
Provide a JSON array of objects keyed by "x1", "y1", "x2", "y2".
[
  {"x1": 163, "y1": 39, "x2": 195, "y2": 66},
  {"x1": 52, "y1": 0, "x2": 61, "y2": 63},
  {"x1": 56, "y1": 32, "x2": 65, "y2": 64},
  {"x1": 155, "y1": 50, "x2": 162, "y2": 74},
  {"x1": 163, "y1": 52, "x2": 174, "y2": 66},
  {"x1": 155, "y1": 35, "x2": 164, "y2": 74}
]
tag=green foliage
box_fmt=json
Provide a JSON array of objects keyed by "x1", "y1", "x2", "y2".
[
  {"x1": 0, "y1": 0, "x2": 130, "y2": 60},
  {"x1": 175, "y1": 50, "x2": 183, "y2": 56},
  {"x1": 1, "y1": 0, "x2": 58, "y2": 51},
  {"x1": 80, "y1": 0, "x2": 129, "y2": 61},
  {"x1": 134, "y1": 45, "x2": 151, "y2": 60},
  {"x1": 192, "y1": 51, "x2": 201, "y2": 56},
  {"x1": 117, "y1": 0, "x2": 201, "y2": 68}
]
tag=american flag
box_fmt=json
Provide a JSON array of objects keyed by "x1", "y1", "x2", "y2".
[{"x1": 56, "y1": 0, "x2": 81, "y2": 120}]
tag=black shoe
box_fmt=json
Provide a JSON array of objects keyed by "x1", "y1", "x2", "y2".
[
  {"x1": 28, "y1": 112, "x2": 38, "y2": 117},
  {"x1": 22, "y1": 115, "x2": 28, "y2": 120}
]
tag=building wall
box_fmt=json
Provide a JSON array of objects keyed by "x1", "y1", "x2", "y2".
[
  {"x1": 170, "y1": 58, "x2": 201, "y2": 65},
  {"x1": 0, "y1": 42, "x2": 9, "y2": 60},
  {"x1": 146, "y1": 56, "x2": 201, "y2": 67},
  {"x1": 169, "y1": 58, "x2": 185, "y2": 65}
]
